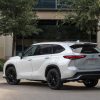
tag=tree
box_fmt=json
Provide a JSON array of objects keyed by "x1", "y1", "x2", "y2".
[
  {"x1": 63, "y1": 0, "x2": 100, "y2": 41},
  {"x1": 0, "y1": 0, "x2": 40, "y2": 55}
]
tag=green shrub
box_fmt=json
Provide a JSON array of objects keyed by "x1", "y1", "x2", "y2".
[{"x1": 0, "y1": 59, "x2": 6, "y2": 71}]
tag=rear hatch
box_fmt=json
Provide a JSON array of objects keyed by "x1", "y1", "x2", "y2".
[{"x1": 70, "y1": 43, "x2": 100, "y2": 70}]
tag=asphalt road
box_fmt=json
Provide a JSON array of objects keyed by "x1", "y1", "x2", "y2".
[{"x1": 0, "y1": 72, "x2": 100, "y2": 100}]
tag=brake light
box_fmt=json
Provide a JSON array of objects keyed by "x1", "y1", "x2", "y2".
[{"x1": 63, "y1": 55, "x2": 86, "y2": 60}]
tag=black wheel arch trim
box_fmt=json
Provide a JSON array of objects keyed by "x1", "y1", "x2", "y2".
[
  {"x1": 45, "y1": 64, "x2": 61, "y2": 78},
  {"x1": 5, "y1": 64, "x2": 17, "y2": 78},
  {"x1": 5, "y1": 64, "x2": 15, "y2": 71}
]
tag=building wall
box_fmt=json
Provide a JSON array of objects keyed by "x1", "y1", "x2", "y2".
[
  {"x1": 36, "y1": 11, "x2": 73, "y2": 20},
  {"x1": 0, "y1": 0, "x2": 98, "y2": 58},
  {"x1": 37, "y1": 11, "x2": 65, "y2": 20},
  {"x1": 0, "y1": 10, "x2": 99, "y2": 59},
  {"x1": 0, "y1": 36, "x2": 5, "y2": 59},
  {"x1": 0, "y1": 35, "x2": 13, "y2": 59},
  {"x1": 0, "y1": 11, "x2": 67, "y2": 59}
]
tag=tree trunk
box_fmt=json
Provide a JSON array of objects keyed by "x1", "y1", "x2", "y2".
[
  {"x1": 12, "y1": 35, "x2": 16, "y2": 56},
  {"x1": 90, "y1": 30, "x2": 93, "y2": 42},
  {"x1": 90, "y1": 32, "x2": 92, "y2": 42},
  {"x1": 22, "y1": 36, "x2": 24, "y2": 53}
]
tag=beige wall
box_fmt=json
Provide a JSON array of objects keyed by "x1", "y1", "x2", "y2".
[
  {"x1": 0, "y1": 35, "x2": 13, "y2": 59},
  {"x1": 0, "y1": 36, "x2": 5, "y2": 59},
  {"x1": 36, "y1": 11, "x2": 73, "y2": 20}
]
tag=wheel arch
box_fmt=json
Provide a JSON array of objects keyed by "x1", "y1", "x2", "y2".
[
  {"x1": 5, "y1": 64, "x2": 16, "y2": 73},
  {"x1": 45, "y1": 64, "x2": 61, "y2": 78},
  {"x1": 5, "y1": 64, "x2": 19, "y2": 79}
]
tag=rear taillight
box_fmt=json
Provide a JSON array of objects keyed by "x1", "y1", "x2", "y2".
[{"x1": 63, "y1": 55, "x2": 86, "y2": 60}]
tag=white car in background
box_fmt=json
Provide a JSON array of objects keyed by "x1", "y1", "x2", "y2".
[{"x1": 3, "y1": 41, "x2": 100, "y2": 89}]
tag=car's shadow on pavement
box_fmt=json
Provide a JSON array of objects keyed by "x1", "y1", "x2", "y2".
[
  {"x1": 18, "y1": 81, "x2": 100, "y2": 91},
  {"x1": 20, "y1": 81, "x2": 48, "y2": 87},
  {"x1": 0, "y1": 81, "x2": 100, "y2": 91},
  {"x1": 61, "y1": 85, "x2": 100, "y2": 91}
]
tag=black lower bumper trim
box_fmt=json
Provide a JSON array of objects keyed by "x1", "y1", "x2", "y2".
[{"x1": 62, "y1": 71, "x2": 100, "y2": 82}]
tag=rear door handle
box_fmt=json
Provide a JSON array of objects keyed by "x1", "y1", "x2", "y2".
[
  {"x1": 28, "y1": 59, "x2": 32, "y2": 61},
  {"x1": 45, "y1": 57, "x2": 49, "y2": 59}
]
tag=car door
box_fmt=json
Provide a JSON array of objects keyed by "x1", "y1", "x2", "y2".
[
  {"x1": 17, "y1": 45, "x2": 38, "y2": 79},
  {"x1": 30, "y1": 44, "x2": 52, "y2": 80}
]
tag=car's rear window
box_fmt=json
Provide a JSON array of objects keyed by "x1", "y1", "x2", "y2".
[{"x1": 70, "y1": 44, "x2": 100, "y2": 54}]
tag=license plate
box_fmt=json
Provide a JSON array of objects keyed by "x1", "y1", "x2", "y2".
[{"x1": 86, "y1": 58, "x2": 99, "y2": 65}]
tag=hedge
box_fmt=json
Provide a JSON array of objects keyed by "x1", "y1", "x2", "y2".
[{"x1": 0, "y1": 59, "x2": 6, "y2": 71}]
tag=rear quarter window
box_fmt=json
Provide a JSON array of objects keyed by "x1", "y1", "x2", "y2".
[{"x1": 53, "y1": 45, "x2": 65, "y2": 54}]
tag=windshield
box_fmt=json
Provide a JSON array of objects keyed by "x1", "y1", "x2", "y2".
[{"x1": 23, "y1": 45, "x2": 33, "y2": 55}]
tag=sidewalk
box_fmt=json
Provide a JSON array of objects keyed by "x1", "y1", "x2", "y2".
[
  {"x1": 0, "y1": 72, "x2": 5, "y2": 83},
  {"x1": 0, "y1": 72, "x2": 3, "y2": 78}
]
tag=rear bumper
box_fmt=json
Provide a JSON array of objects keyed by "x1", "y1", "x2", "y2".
[{"x1": 62, "y1": 71, "x2": 100, "y2": 82}]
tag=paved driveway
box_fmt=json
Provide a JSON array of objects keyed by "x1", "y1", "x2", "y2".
[{"x1": 0, "y1": 72, "x2": 100, "y2": 100}]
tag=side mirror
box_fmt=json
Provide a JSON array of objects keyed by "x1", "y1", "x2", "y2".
[{"x1": 18, "y1": 53, "x2": 23, "y2": 58}]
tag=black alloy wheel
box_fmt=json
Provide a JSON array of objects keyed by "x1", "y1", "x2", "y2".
[
  {"x1": 47, "y1": 68, "x2": 63, "y2": 90},
  {"x1": 5, "y1": 67, "x2": 20, "y2": 85},
  {"x1": 83, "y1": 79, "x2": 98, "y2": 88}
]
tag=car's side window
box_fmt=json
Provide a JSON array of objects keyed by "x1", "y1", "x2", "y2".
[
  {"x1": 23, "y1": 45, "x2": 37, "y2": 57},
  {"x1": 52, "y1": 45, "x2": 65, "y2": 54},
  {"x1": 34, "y1": 44, "x2": 52, "y2": 55}
]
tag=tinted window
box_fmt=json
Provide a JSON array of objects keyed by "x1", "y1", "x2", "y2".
[
  {"x1": 23, "y1": 45, "x2": 37, "y2": 57},
  {"x1": 81, "y1": 46, "x2": 99, "y2": 54},
  {"x1": 71, "y1": 44, "x2": 99, "y2": 54},
  {"x1": 53, "y1": 45, "x2": 65, "y2": 54},
  {"x1": 36, "y1": 0, "x2": 56, "y2": 8},
  {"x1": 34, "y1": 44, "x2": 52, "y2": 55}
]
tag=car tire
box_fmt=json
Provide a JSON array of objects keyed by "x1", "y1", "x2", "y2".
[
  {"x1": 83, "y1": 79, "x2": 98, "y2": 88},
  {"x1": 5, "y1": 67, "x2": 20, "y2": 85},
  {"x1": 47, "y1": 68, "x2": 63, "y2": 90}
]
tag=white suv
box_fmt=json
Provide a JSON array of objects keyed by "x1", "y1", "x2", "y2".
[{"x1": 3, "y1": 42, "x2": 100, "y2": 89}]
